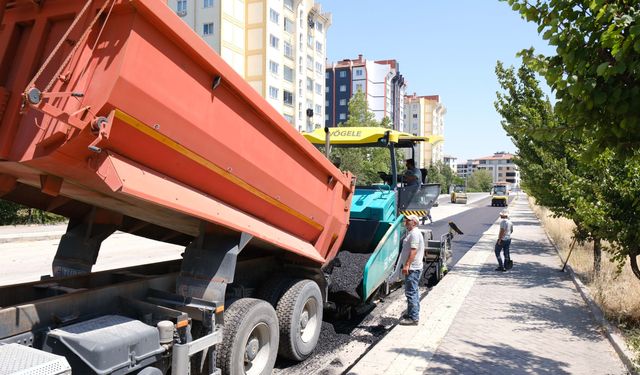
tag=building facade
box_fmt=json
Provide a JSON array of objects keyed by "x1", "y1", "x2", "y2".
[
  {"x1": 402, "y1": 94, "x2": 446, "y2": 168},
  {"x1": 443, "y1": 155, "x2": 457, "y2": 173},
  {"x1": 457, "y1": 152, "x2": 520, "y2": 187},
  {"x1": 474, "y1": 152, "x2": 520, "y2": 187},
  {"x1": 325, "y1": 55, "x2": 407, "y2": 130},
  {"x1": 456, "y1": 160, "x2": 478, "y2": 179},
  {"x1": 167, "y1": 0, "x2": 330, "y2": 131}
]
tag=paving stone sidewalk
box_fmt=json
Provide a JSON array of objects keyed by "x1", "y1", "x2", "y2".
[{"x1": 349, "y1": 195, "x2": 627, "y2": 375}]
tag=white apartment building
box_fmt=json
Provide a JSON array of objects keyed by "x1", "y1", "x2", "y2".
[
  {"x1": 456, "y1": 160, "x2": 478, "y2": 179},
  {"x1": 167, "y1": 0, "x2": 330, "y2": 131},
  {"x1": 475, "y1": 152, "x2": 520, "y2": 187},
  {"x1": 325, "y1": 56, "x2": 406, "y2": 130},
  {"x1": 402, "y1": 94, "x2": 446, "y2": 168},
  {"x1": 443, "y1": 155, "x2": 457, "y2": 172},
  {"x1": 457, "y1": 153, "x2": 520, "y2": 187}
]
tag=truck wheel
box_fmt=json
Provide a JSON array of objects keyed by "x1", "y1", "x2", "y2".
[
  {"x1": 258, "y1": 277, "x2": 293, "y2": 307},
  {"x1": 217, "y1": 298, "x2": 279, "y2": 375},
  {"x1": 276, "y1": 279, "x2": 323, "y2": 361}
]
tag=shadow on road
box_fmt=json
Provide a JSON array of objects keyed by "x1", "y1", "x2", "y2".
[{"x1": 391, "y1": 340, "x2": 572, "y2": 374}]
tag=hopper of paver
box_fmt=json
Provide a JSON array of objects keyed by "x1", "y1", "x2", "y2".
[{"x1": 0, "y1": 0, "x2": 353, "y2": 267}]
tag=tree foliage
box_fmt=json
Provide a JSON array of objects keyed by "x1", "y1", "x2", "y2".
[
  {"x1": 0, "y1": 199, "x2": 66, "y2": 225},
  {"x1": 332, "y1": 91, "x2": 395, "y2": 185},
  {"x1": 466, "y1": 170, "x2": 494, "y2": 192},
  {"x1": 427, "y1": 161, "x2": 464, "y2": 193},
  {"x1": 495, "y1": 62, "x2": 640, "y2": 279},
  {"x1": 503, "y1": 0, "x2": 640, "y2": 156}
]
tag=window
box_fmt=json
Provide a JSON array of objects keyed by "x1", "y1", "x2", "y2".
[
  {"x1": 284, "y1": 90, "x2": 294, "y2": 106},
  {"x1": 315, "y1": 62, "x2": 323, "y2": 74},
  {"x1": 355, "y1": 83, "x2": 363, "y2": 92},
  {"x1": 306, "y1": 78, "x2": 313, "y2": 92},
  {"x1": 325, "y1": 72, "x2": 330, "y2": 79},
  {"x1": 284, "y1": 66, "x2": 294, "y2": 82},
  {"x1": 316, "y1": 22, "x2": 323, "y2": 33},
  {"x1": 325, "y1": 86, "x2": 329, "y2": 93},
  {"x1": 412, "y1": 113, "x2": 418, "y2": 118},
  {"x1": 325, "y1": 100, "x2": 329, "y2": 106},
  {"x1": 339, "y1": 99, "x2": 346, "y2": 106},
  {"x1": 307, "y1": 55, "x2": 313, "y2": 69},
  {"x1": 269, "y1": 60, "x2": 279, "y2": 75},
  {"x1": 269, "y1": 34, "x2": 279, "y2": 49},
  {"x1": 284, "y1": 18, "x2": 294, "y2": 33},
  {"x1": 284, "y1": 114, "x2": 294, "y2": 123},
  {"x1": 177, "y1": 0, "x2": 187, "y2": 12},
  {"x1": 269, "y1": 86, "x2": 278, "y2": 99},
  {"x1": 355, "y1": 68, "x2": 363, "y2": 77},
  {"x1": 284, "y1": 0, "x2": 293, "y2": 10},
  {"x1": 203, "y1": 22, "x2": 214, "y2": 36},
  {"x1": 339, "y1": 113, "x2": 346, "y2": 120},
  {"x1": 203, "y1": 0, "x2": 213, "y2": 8},
  {"x1": 339, "y1": 84, "x2": 346, "y2": 92},
  {"x1": 284, "y1": 42, "x2": 293, "y2": 59},
  {"x1": 316, "y1": 41, "x2": 323, "y2": 53},
  {"x1": 307, "y1": 34, "x2": 313, "y2": 47},
  {"x1": 315, "y1": 83, "x2": 322, "y2": 94},
  {"x1": 269, "y1": 9, "x2": 279, "y2": 24},
  {"x1": 339, "y1": 70, "x2": 347, "y2": 78},
  {"x1": 315, "y1": 104, "x2": 321, "y2": 116}
]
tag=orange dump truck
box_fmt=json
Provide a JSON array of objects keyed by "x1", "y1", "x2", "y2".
[{"x1": 0, "y1": 1, "x2": 353, "y2": 374}]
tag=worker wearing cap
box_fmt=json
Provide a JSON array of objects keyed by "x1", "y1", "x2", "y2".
[
  {"x1": 400, "y1": 214, "x2": 425, "y2": 325},
  {"x1": 495, "y1": 210, "x2": 513, "y2": 271}
]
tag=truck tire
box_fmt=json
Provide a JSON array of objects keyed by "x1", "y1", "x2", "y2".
[
  {"x1": 257, "y1": 277, "x2": 293, "y2": 307},
  {"x1": 217, "y1": 298, "x2": 279, "y2": 375},
  {"x1": 276, "y1": 279, "x2": 323, "y2": 361}
]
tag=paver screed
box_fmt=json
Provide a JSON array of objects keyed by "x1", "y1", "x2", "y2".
[{"x1": 348, "y1": 195, "x2": 627, "y2": 375}]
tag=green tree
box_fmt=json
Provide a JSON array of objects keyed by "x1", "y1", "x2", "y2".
[
  {"x1": 503, "y1": 0, "x2": 640, "y2": 156},
  {"x1": 466, "y1": 170, "x2": 494, "y2": 192},
  {"x1": 426, "y1": 161, "x2": 463, "y2": 193},
  {"x1": 0, "y1": 200, "x2": 21, "y2": 224},
  {"x1": 332, "y1": 91, "x2": 393, "y2": 185},
  {"x1": 495, "y1": 62, "x2": 640, "y2": 279}
]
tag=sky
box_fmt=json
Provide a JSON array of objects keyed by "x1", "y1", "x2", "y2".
[{"x1": 318, "y1": 0, "x2": 555, "y2": 162}]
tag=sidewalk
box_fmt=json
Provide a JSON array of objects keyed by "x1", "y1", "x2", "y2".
[
  {"x1": 0, "y1": 224, "x2": 66, "y2": 243},
  {"x1": 348, "y1": 195, "x2": 628, "y2": 375}
]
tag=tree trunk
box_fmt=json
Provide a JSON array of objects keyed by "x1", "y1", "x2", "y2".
[
  {"x1": 630, "y1": 251, "x2": 640, "y2": 281},
  {"x1": 593, "y1": 238, "x2": 602, "y2": 274}
]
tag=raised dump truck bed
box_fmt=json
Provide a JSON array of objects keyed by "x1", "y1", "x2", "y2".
[{"x1": 0, "y1": 0, "x2": 352, "y2": 268}]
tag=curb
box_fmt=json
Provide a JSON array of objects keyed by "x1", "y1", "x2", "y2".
[
  {"x1": 530, "y1": 199, "x2": 639, "y2": 375},
  {"x1": 0, "y1": 235, "x2": 63, "y2": 243}
]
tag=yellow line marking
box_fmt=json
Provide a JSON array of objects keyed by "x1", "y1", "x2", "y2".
[{"x1": 113, "y1": 109, "x2": 323, "y2": 231}]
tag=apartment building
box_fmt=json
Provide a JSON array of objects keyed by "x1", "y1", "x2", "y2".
[
  {"x1": 325, "y1": 55, "x2": 407, "y2": 130},
  {"x1": 457, "y1": 152, "x2": 520, "y2": 187},
  {"x1": 474, "y1": 152, "x2": 520, "y2": 186},
  {"x1": 402, "y1": 94, "x2": 446, "y2": 168},
  {"x1": 443, "y1": 155, "x2": 457, "y2": 172},
  {"x1": 167, "y1": 0, "x2": 330, "y2": 131},
  {"x1": 456, "y1": 160, "x2": 478, "y2": 179}
]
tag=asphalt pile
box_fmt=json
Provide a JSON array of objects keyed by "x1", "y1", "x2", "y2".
[{"x1": 327, "y1": 251, "x2": 372, "y2": 303}]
